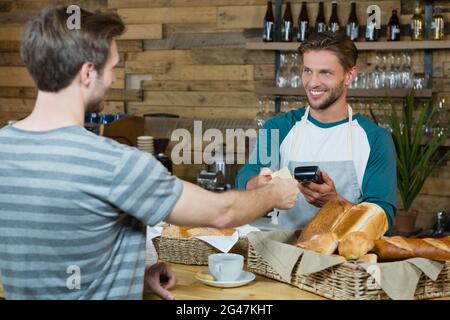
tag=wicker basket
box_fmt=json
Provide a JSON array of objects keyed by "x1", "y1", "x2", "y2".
[
  {"x1": 152, "y1": 236, "x2": 249, "y2": 265},
  {"x1": 247, "y1": 242, "x2": 450, "y2": 300}
]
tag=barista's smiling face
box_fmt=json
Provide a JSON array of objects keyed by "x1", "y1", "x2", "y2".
[{"x1": 302, "y1": 50, "x2": 348, "y2": 111}]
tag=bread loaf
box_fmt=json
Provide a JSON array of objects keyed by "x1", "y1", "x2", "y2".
[
  {"x1": 338, "y1": 232, "x2": 375, "y2": 260},
  {"x1": 372, "y1": 236, "x2": 450, "y2": 261},
  {"x1": 332, "y1": 202, "x2": 388, "y2": 241},
  {"x1": 298, "y1": 200, "x2": 353, "y2": 242},
  {"x1": 296, "y1": 201, "x2": 388, "y2": 256},
  {"x1": 162, "y1": 225, "x2": 236, "y2": 239}
]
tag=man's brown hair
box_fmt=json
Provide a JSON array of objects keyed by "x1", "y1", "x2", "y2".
[
  {"x1": 298, "y1": 32, "x2": 358, "y2": 72},
  {"x1": 21, "y1": 5, "x2": 125, "y2": 92}
]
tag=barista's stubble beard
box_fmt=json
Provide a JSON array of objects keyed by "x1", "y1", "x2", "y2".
[{"x1": 307, "y1": 80, "x2": 345, "y2": 111}]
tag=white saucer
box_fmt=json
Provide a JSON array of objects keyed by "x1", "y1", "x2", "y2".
[{"x1": 195, "y1": 270, "x2": 256, "y2": 288}]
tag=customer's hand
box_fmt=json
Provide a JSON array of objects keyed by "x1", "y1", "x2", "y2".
[
  {"x1": 246, "y1": 168, "x2": 273, "y2": 190},
  {"x1": 299, "y1": 171, "x2": 342, "y2": 207},
  {"x1": 270, "y1": 177, "x2": 300, "y2": 210},
  {"x1": 144, "y1": 262, "x2": 176, "y2": 300}
]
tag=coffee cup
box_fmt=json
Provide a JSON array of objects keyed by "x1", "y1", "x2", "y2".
[{"x1": 208, "y1": 253, "x2": 244, "y2": 282}]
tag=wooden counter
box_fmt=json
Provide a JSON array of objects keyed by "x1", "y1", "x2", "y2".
[
  {"x1": 1, "y1": 262, "x2": 449, "y2": 300},
  {"x1": 143, "y1": 262, "x2": 326, "y2": 300}
]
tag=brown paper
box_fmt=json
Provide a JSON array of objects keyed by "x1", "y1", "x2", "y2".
[{"x1": 247, "y1": 230, "x2": 445, "y2": 300}]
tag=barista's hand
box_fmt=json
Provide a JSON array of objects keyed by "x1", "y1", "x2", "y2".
[
  {"x1": 299, "y1": 171, "x2": 343, "y2": 207},
  {"x1": 246, "y1": 168, "x2": 273, "y2": 190}
]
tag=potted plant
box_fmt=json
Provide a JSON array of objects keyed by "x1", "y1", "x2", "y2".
[{"x1": 388, "y1": 90, "x2": 449, "y2": 233}]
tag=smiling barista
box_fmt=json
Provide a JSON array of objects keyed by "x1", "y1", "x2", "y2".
[{"x1": 236, "y1": 31, "x2": 397, "y2": 230}]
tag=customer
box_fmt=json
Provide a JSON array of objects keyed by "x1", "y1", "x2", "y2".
[
  {"x1": 0, "y1": 6, "x2": 300, "y2": 300},
  {"x1": 236, "y1": 31, "x2": 397, "y2": 230}
]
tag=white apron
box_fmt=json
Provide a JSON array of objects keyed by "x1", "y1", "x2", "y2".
[{"x1": 276, "y1": 105, "x2": 362, "y2": 229}]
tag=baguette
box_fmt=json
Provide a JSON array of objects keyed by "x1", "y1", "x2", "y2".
[{"x1": 372, "y1": 236, "x2": 450, "y2": 261}]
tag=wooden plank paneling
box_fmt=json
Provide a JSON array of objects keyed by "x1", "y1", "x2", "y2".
[
  {"x1": 191, "y1": 48, "x2": 274, "y2": 65},
  {"x1": 0, "y1": 67, "x2": 33, "y2": 87},
  {"x1": 129, "y1": 105, "x2": 258, "y2": 119},
  {"x1": 108, "y1": 0, "x2": 267, "y2": 9},
  {"x1": 164, "y1": 23, "x2": 243, "y2": 36},
  {"x1": 0, "y1": 24, "x2": 23, "y2": 41},
  {"x1": 142, "y1": 80, "x2": 271, "y2": 92},
  {"x1": 119, "y1": 24, "x2": 162, "y2": 40},
  {"x1": 143, "y1": 32, "x2": 247, "y2": 50},
  {"x1": 127, "y1": 50, "x2": 192, "y2": 64},
  {"x1": 105, "y1": 89, "x2": 143, "y2": 101},
  {"x1": 118, "y1": 7, "x2": 216, "y2": 24},
  {"x1": 254, "y1": 65, "x2": 275, "y2": 80},
  {"x1": 13, "y1": 0, "x2": 108, "y2": 11},
  {"x1": 116, "y1": 40, "x2": 143, "y2": 53},
  {"x1": 0, "y1": 52, "x2": 24, "y2": 66},
  {"x1": 111, "y1": 68, "x2": 125, "y2": 89},
  {"x1": 152, "y1": 65, "x2": 254, "y2": 81},
  {"x1": 420, "y1": 178, "x2": 450, "y2": 197},
  {"x1": 136, "y1": 91, "x2": 258, "y2": 107},
  {"x1": 102, "y1": 101, "x2": 125, "y2": 114},
  {"x1": 0, "y1": 97, "x2": 34, "y2": 112},
  {"x1": 412, "y1": 194, "x2": 450, "y2": 213},
  {"x1": 125, "y1": 61, "x2": 170, "y2": 74},
  {"x1": 0, "y1": 87, "x2": 36, "y2": 98},
  {"x1": 0, "y1": 41, "x2": 20, "y2": 52}
]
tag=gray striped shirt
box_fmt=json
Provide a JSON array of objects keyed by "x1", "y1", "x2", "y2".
[{"x1": 0, "y1": 124, "x2": 183, "y2": 299}]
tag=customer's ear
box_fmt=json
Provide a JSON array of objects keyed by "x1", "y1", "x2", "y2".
[{"x1": 79, "y1": 62, "x2": 96, "y2": 87}]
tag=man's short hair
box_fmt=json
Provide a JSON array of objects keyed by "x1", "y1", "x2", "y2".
[
  {"x1": 298, "y1": 31, "x2": 358, "y2": 72},
  {"x1": 21, "y1": 5, "x2": 125, "y2": 92}
]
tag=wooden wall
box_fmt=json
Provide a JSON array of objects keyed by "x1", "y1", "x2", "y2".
[{"x1": 0, "y1": 0, "x2": 449, "y2": 226}]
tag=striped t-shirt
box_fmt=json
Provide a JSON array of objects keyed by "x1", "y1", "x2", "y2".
[{"x1": 0, "y1": 124, "x2": 183, "y2": 299}]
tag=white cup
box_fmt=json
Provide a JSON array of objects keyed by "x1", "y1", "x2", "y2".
[{"x1": 208, "y1": 253, "x2": 244, "y2": 282}]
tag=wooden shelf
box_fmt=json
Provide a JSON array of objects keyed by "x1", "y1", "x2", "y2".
[
  {"x1": 246, "y1": 40, "x2": 450, "y2": 51},
  {"x1": 255, "y1": 87, "x2": 433, "y2": 98}
]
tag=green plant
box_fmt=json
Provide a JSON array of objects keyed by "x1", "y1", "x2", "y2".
[{"x1": 388, "y1": 90, "x2": 449, "y2": 211}]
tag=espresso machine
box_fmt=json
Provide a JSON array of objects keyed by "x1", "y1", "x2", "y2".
[{"x1": 197, "y1": 143, "x2": 238, "y2": 192}]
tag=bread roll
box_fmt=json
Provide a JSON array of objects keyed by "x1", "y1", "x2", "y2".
[
  {"x1": 338, "y1": 231, "x2": 375, "y2": 260},
  {"x1": 298, "y1": 200, "x2": 353, "y2": 242},
  {"x1": 296, "y1": 232, "x2": 338, "y2": 255},
  {"x1": 372, "y1": 236, "x2": 450, "y2": 261},
  {"x1": 162, "y1": 225, "x2": 236, "y2": 239}
]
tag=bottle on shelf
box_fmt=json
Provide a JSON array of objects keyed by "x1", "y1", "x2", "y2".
[
  {"x1": 387, "y1": 9, "x2": 401, "y2": 41},
  {"x1": 315, "y1": 2, "x2": 327, "y2": 33},
  {"x1": 328, "y1": 1, "x2": 341, "y2": 33},
  {"x1": 262, "y1": 1, "x2": 275, "y2": 42},
  {"x1": 365, "y1": 7, "x2": 380, "y2": 41},
  {"x1": 346, "y1": 1, "x2": 359, "y2": 41},
  {"x1": 431, "y1": 6, "x2": 445, "y2": 41},
  {"x1": 411, "y1": 2, "x2": 424, "y2": 41},
  {"x1": 281, "y1": 1, "x2": 293, "y2": 42},
  {"x1": 297, "y1": 1, "x2": 309, "y2": 42}
]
